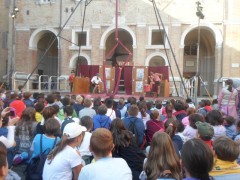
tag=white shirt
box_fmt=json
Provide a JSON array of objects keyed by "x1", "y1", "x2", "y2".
[
  {"x1": 78, "y1": 157, "x2": 132, "y2": 180},
  {"x1": 106, "y1": 108, "x2": 116, "y2": 121},
  {"x1": 76, "y1": 131, "x2": 92, "y2": 156},
  {"x1": 43, "y1": 145, "x2": 82, "y2": 180},
  {"x1": 91, "y1": 76, "x2": 102, "y2": 84},
  {"x1": 0, "y1": 126, "x2": 15, "y2": 148},
  {"x1": 137, "y1": 112, "x2": 150, "y2": 129}
]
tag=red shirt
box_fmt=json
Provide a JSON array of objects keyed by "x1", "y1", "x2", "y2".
[
  {"x1": 146, "y1": 120, "x2": 164, "y2": 142},
  {"x1": 69, "y1": 75, "x2": 75, "y2": 82},
  {"x1": 202, "y1": 139, "x2": 213, "y2": 148}
]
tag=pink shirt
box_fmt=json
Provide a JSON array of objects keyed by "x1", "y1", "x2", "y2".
[{"x1": 152, "y1": 74, "x2": 160, "y2": 81}]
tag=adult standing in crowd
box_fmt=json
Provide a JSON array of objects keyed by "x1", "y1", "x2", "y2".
[{"x1": 218, "y1": 79, "x2": 239, "y2": 119}]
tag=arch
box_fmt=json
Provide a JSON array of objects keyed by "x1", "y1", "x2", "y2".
[
  {"x1": 69, "y1": 53, "x2": 91, "y2": 68},
  {"x1": 100, "y1": 25, "x2": 137, "y2": 49},
  {"x1": 145, "y1": 52, "x2": 169, "y2": 66},
  {"x1": 29, "y1": 28, "x2": 59, "y2": 50},
  {"x1": 180, "y1": 22, "x2": 223, "y2": 48}
]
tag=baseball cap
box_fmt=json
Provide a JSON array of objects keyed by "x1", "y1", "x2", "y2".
[
  {"x1": 63, "y1": 123, "x2": 87, "y2": 139},
  {"x1": 196, "y1": 121, "x2": 214, "y2": 140},
  {"x1": 96, "y1": 73, "x2": 100, "y2": 76}
]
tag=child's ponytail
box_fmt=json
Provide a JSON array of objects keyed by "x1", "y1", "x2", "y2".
[
  {"x1": 164, "y1": 120, "x2": 177, "y2": 138},
  {"x1": 47, "y1": 134, "x2": 69, "y2": 164}
]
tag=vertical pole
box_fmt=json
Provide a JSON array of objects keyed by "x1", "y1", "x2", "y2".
[
  {"x1": 194, "y1": 6, "x2": 201, "y2": 106},
  {"x1": 10, "y1": 0, "x2": 16, "y2": 90},
  {"x1": 115, "y1": 0, "x2": 118, "y2": 40}
]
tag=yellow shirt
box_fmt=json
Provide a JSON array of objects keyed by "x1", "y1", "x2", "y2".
[
  {"x1": 35, "y1": 112, "x2": 43, "y2": 123},
  {"x1": 210, "y1": 158, "x2": 240, "y2": 176}
]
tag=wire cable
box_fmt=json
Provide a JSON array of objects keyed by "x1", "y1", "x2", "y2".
[
  {"x1": 23, "y1": 0, "x2": 84, "y2": 87},
  {"x1": 152, "y1": 0, "x2": 188, "y2": 96},
  {"x1": 152, "y1": 1, "x2": 179, "y2": 96}
]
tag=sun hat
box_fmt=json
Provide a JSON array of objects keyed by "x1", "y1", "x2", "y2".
[
  {"x1": 63, "y1": 123, "x2": 87, "y2": 139},
  {"x1": 196, "y1": 121, "x2": 214, "y2": 140}
]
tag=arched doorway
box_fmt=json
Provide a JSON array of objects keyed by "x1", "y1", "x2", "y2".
[
  {"x1": 149, "y1": 56, "x2": 166, "y2": 66},
  {"x1": 105, "y1": 29, "x2": 133, "y2": 93},
  {"x1": 183, "y1": 28, "x2": 215, "y2": 96},
  {"x1": 37, "y1": 31, "x2": 58, "y2": 77}
]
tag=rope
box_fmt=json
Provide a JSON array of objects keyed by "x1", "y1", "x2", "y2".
[
  {"x1": 152, "y1": 0, "x2": 188, "y2": 96},
  {"x1": 152, "y1": 1, "x2": 179, "y2": 96},
  {"x1": 102, "y1": 0, "x2": 132, "y2": 96}
]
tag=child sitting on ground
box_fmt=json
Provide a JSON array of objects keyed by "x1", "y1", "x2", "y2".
[
  {"x1": 183, "y1": 113, "x2": 205, "y2": 141},
  {"x1": 212, "y1": 99, "x2": 219, "y2": 110},
  {"x1": 210, "y1": 136, "x2": 240, "y2": 179},
  {"x1": 77, "y1": 116, "x2": 93, "y2": 165},
  {"x1": 79, "y1": 128, "x2": 132, "y2": 179},
  {"x1": 23, "y1": 92, "x2": 34, "y2": 107},
  {"x1": 206, "y1": 110, "x2": 226, "y2": 140},
  {"x1": 196, "y1": 121, "x2": 214, "y2": 148},
  {"x1": 224, "y1": 116, "x2": 237, "y2": 139},
  {"x1": 197, "y1": 101, "x2": 207, "y2": 117}
]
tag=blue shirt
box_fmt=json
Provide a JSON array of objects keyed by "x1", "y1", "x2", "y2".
[
  {"x1": 30, "y1": 134, "x2": 60, "y2": 160},
  {"x1": 123, "y1": 116, "x2": 145, "y2": 147},
  {"x1": 93, "y1": 114, "x2": 111, "y2": 130}
]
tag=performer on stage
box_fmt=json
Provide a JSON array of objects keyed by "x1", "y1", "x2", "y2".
[
  {"x1": 91, "y1": 73, "x2": 102, "y2": 93},
  {"x1": 149, "y1": 71, "x2": 163, "y2": 96},
  {"x1": 69, "y1": 70, "x2": 75, "y2": 92}
]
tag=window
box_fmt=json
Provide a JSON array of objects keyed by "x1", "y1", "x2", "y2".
[
  {"x1": 70, "y1": 29, "x2": 91, "y2": 50},
  {"x1": 146, "y1": 26, "x2": 169, "y2": 49},
  {"x1": 184, "y1": 45, "x2": 197, "y2": 55},
  {"x1": 151, "y1": 29, "x2": 165, "y2": 45},
  {"x1": 76, "y1": 32, "x2": 87, "y2": 46},
  {"x1": 2, "y1": 32, "x2": 8, "y2": 49}
]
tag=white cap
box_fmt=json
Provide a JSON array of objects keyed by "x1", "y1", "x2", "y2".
[{"x1": 63, "y1": 123, "x2": 87, "y2": 139}]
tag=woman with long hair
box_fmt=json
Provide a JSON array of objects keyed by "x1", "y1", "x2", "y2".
[
  {"x1": 218, "y1": 79, "x2": 239, "y2": 119},
  {"x1": 110, "y1": 118, "x2": 145, "y2": 180},
  {"x1": 43, "y1": 123, "x2": 86, "y2": 180},
  {"x1": 160, "y1": 104, "x2": 176, "y2": 122},
  {"x1": 143, "y1": 131, "x2": 181, "y2": 180},
  {"x1": 165, "y1": 119, "x2": 183, "y2": 156},
  {"x1": 15, "y1": 107, "x2": 38, "y2": 154}
]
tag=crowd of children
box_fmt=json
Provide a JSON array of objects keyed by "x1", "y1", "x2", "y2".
[{"x1": 0, "y1": 83, "x2": 240, "y2": 180}]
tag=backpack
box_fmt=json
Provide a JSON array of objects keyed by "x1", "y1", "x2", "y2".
[
  {"x1": 127, "y1": 118, "x2": 139, "y2": 145},
  {"x1": 26, "y1": 134, "x2": 57, "y2": 180}
]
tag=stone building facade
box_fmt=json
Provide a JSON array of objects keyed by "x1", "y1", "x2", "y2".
[{"x1": 1, "y1": 0, "x2": 240, "y2": 96}]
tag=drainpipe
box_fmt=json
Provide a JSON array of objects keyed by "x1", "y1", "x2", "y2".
[
  {"x1": 58, "y1": 0, "x2": 63, "y2": 90},
  {"x1": 217, "y1": 0, "x2": 225, "y2": 94}
]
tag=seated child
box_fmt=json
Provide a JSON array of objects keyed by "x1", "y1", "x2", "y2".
[
  {"x1": 210, "y1": 136, "x2": 240, "y2": 179},
  {"x1": 206, "y1": 110, "x2": 226, "y2": 140},
  {"x1": 212, "y1": 99, "x2": 219, "y2": 110},
  {"x1": 181, "y1": 138, "x2": 213, "y2": 180},
  {"x1": 196, "y1": 121, "x2": 214, "y2": 148},
  {"x1": 175, "y1": 120, "x2": 187, "y2": 143},
  {"x1": 78, "y1": 128, "x2": 132, "y2": 180},
  {"x1": 183, "y1": 113, "x2": 204, "y2": 141},
  {"x1": 76, "y1": 116, "x2": 93, "y2": 165},
  {"x1": 197, "y1": 101, "x2": 207, "y2": 117},
  {"x1": 23, "y1": 92, "x2": 34, "y2": 107},
  {"x1": 35, "y1": 103, "x2": 45, "y2": 123},
  {"x1": 224, "y1": 116, "x2": 237, "y2": 139}
]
